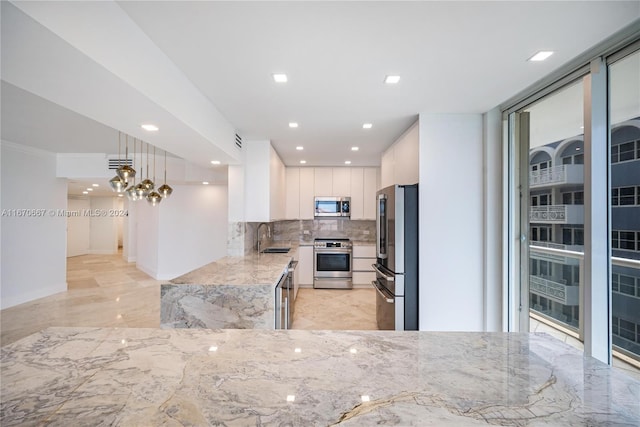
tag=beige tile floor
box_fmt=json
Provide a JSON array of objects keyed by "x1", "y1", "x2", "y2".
[{"x1": 1, "y1": 253, "x2": 638, "y2": 381}]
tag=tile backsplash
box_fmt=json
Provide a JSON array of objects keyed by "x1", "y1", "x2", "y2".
[{"x1": 273, "y1": 219, "x2": 376, "y2": 244}]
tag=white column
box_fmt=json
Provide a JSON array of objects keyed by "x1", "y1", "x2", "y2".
[
  {"x1": 582, "y1": 57, "x2": 611, "y2": 364},
  {"x1": 418, "y1": 114, "x2": 485, "y2": 331}
]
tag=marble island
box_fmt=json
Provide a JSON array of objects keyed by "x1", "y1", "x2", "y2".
[
  {"x1": 161, "y1": 252, "x2": 293, "y2": 329},
  {"x1": 2, "y1": 327, "x2": 638, "y2": 426}
]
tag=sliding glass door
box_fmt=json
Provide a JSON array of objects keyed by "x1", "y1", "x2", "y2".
[{"x1": 609, "y1": 48, "x2": 640, "y2": 362}]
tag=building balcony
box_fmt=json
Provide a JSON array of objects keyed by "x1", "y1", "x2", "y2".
[
  {"x1": 530, "y1": 164, "x2": 584, "y2": 188},
  {"x1": 530, "y1": 275, "x2": 580, "y2": 306},
  {"x1": 530, "y1": 204, "x2": 584, "y2": 224},
  {"x1": 530, "y1": 242, "x2": 582, "y2": 265}
]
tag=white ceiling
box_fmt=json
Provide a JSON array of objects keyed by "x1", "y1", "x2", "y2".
[{"x1": 2, "y1": 1, "x2": 639, "y2": 169}]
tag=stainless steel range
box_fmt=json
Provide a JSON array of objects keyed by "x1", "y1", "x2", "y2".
[{"x1": 313, "y1": 238, "x2": 353, "y2": 289}]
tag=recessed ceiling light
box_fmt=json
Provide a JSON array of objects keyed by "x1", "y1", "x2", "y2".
[
  {"x1": 296, "y1": 146, "x2": 304, "y2": 151},
  {"x1": 141, "y1": 124, "x2": 159, "y2": 131},
  {"x1": 362, "y1": 123, "x2": 372, "y2": 129},
  {"x1": 86, "y1": 188, "x2": 93, "y2": 191},
  {"x1": 273, "y1": 73, "x2": 288, "y2": 83},
  {"x1": 351, "y1": 147, "x2": 359, "y2": 151},
  {"x1": 202, "y1": 181, "x2": 209, "y2": 185},
  {"x1": 345, "y1": 160, "x2": 352, "y2": 165},
  {"x1": 92, "y1": 184, "x2": 99, "y2": 187},
  {"x1": 82, "y1": 191, "x2": 88, "y2": 194},
  {"x1": 300, "y1": 160, "x2": 306, "y2": 164},
  {"x1": 528, "y1": 51, "x2": 554, "y2": 62},
  {"x1": 211, "y1": 160, "x2": 221, "y2": 165},
  {"x1": 384, "y1": 75, "x2": 400, "y2": 84},
  {"x1": 289, "y1": 122, "x2": 298, "y2": 128}
]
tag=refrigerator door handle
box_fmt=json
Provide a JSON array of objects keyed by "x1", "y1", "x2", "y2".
[
  {"x1": 372, "y1": 264, "x2": 394, "y2": 281},
  {"x1": 372, "y1": 281, "x2": 394, "y2": 303}
]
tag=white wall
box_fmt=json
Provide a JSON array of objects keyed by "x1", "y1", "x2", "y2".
[
  {"x1": 89, "y1": 197, "x2": 119, "y2": 254},
  {"x1": 243, "y1": 140, "x2": 271, "y2": 222},
  {"x1": 67, "y1": 197, "x2": 90, "y2": 256},
  {"x1": 418, "y1": 114, "x2": 484, "y2": 331},
  {"x1": 135, "y1": 184, "x2": 228, "y2": 280},
  {"x1": 1, "y1": 142, "x2": 67, "y2": 309}
]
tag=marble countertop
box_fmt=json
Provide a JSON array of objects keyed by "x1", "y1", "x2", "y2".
[
  {"x1": 169, "y1": 251, "x2": 292, "y2": 287},
  {"x1": 2, "y1": 327, "x2": 638, "y2": 426}
]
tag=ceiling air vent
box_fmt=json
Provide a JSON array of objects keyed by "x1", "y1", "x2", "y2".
[
  {"x1": 108, "y1": 158, "x2": 133, "y2": 170},
  {"x1": 235, "y1": 133, "x2": 242, "y2": 150}
]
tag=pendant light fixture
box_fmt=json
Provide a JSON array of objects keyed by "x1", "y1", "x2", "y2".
[
  {"x1": 140, "y1": 141, "x2": 155, "y2": 195},
  {"x1": 134, "y1": 140, "x2": 147, "y2": 198},
  {"x1": 109, "y1": 131, "x2": 127, "y2": 193},
  {"x1": 146, "y1": 145, "x2": 162, "y2": 206},
  {"x1": 117, "y1": 134, "x2": 136, "y2": 182},
  {"x1": 126, "y1": 138, "x2": 140, "y2": 201},
  {"x1": 157, "y1": 149, "x2": 173, "y2": 198}
]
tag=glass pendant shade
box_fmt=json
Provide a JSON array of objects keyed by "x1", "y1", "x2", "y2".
[
  {"x1": 147, "y1": 191, "x2": 162, "y2": 206},
  {"x1": 126, "y1": 184, "x2": 139, "y2": 201},
  {"x1": 141, "y1": 178, "x2": 154, "y2": 192},
  {"x1": 117, "y1": 164, "x2": 136, "y2": 181},
  {"x1": 134, "y1": 182, "x2": 148, "y2": 197},
  {"x1": 158, "y1": 183, "x2": 173, "y2": 198},
  {"x1": 109, "y1": 175, "x2": 127, "y2": 193}
]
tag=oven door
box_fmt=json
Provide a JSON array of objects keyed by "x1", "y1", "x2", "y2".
[{"x1": 314, "y1": 248, "x2": 352, "y2": 279}]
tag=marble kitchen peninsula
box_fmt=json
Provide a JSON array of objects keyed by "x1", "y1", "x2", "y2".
[
  {"x1": 161, "y1": 252, "x2": 292, "y2": 329},
  {"x1": 2, "y1": 327, "x2": 639, "y2": 426}
]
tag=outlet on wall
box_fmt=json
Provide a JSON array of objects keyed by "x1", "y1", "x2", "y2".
[
  {"x1": 303, "y1": 230, "x2": 310, "y2": 235},
  {"x1": 363, "y1": 230, "x2": 370, "y2": 235}
]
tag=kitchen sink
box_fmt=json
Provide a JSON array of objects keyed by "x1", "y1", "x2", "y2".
[{"x1": 261, "y1": 247, "x2": 291, "y2": 254}]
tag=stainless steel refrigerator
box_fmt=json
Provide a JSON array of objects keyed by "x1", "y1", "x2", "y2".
[{"x1": 373, "y1": 184, "x2": 418, "y2": 330}]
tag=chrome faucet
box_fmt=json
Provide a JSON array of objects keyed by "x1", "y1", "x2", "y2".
[{"x1": 256, "y1": 222, "x2": 271, "y2": 253}]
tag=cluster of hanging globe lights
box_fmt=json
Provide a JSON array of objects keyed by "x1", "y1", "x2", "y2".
[{"x1": 109, "y1": 131, "x2": 173, "y2": 206}]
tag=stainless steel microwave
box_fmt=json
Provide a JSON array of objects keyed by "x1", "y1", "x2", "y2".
[{"x1": 314, "y1": 197, "x2": 351, "y2": 217}]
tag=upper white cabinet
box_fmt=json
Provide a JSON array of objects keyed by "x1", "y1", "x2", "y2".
[
  {"x1": 285, "y1": 167, "x2": 301, "y2": 219},
  {"x1": 314, "y1": 168, "x2": 333, "y2": 196},
  {"x1": 286, "y1": 167, "x2": 378, "y2": 220},
  {"x1": 380, "y1": 121, "x2": 419, "y2": 188},
  {"x1": 244, "y1": 140, "x2": 286, "y2": 222},
  {"x1": 299, "y1": 168, "x2": 315, "y2": 219},
  {"x1": 332, "y1": 168, "x2": 351, "y2": 196},
  {"x1": 286, "y1": 167, "x2": 315, "y2": 220}
]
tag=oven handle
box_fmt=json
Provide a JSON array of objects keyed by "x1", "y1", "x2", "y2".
[
  {"x1": 372, "y1": 281, "x2": 394, "y2": 303},
  {"x1": 314, "y1": 249, "x2": 352, "y2": 254},
  {"x1": 372, "y1": 264, "x2": 394, "y2": 282}
]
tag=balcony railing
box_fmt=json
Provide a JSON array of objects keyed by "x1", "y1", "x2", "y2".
[
  {"x1": 530, "y1": 242, "x2": 582, "y2": 265},
  {"x1": 530, "y1": 164, "x2": 584, "y2": 188},
  {"x1": 530, "y1": 205, "x2": 584, "y2": 224},
  {"x1": 530, "y1": 275, "x2": 580, "y2": 306}
]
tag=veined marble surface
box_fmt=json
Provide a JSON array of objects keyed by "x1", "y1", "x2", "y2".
[
  {"x1": 162, "y1": 252, "x2": 292, "y2": 329},
  {"x1": 2, "y1": 328, "x2": 638, "y2": 426},
  {"x1": 170, "y1": 252, "x2": 292, "y2": 286}
]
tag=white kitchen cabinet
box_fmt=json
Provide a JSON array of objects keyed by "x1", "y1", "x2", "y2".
[
  {"x1": 380, "y1": 121, "x2": 418, "y2": 188},
  {"x1": 298, "y1": 245, "x2": 314, "y2": 286},
  {"x1": 352, "y1": 244, "x2": 376, "y2": 286},
  {"x1": 349, "y1": 168, "x2": 364, "y2": 219},
  {"x1": 332, "y1": 168, "x2": 351, "y2": 196},
  {"x1": 314, "y1": 168, "x2": 333, "y2": 196},
  {"x1": 299, "y1": 168, "x2": 315, "y2": 219},
  {"x1": 380, "y1": 147, "x2": 395, "y2": 189},
  {"x1": 363, "y1": 167, "x2": 378, "y2": 219},
  {"x1": 285, "y1": 167, "x2": 300, "y2": 219},
  {"x1": 245, "y1": 140, "x2": 286, "y2": 222}
]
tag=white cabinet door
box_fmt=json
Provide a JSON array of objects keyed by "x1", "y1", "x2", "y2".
[
  {"x1": 363, "y1": 167, "x2": 378, "y2": 219},
  {"x1": 332, "y1": 168, "x2": 351, "y2": 196},
  {"x1": 314, "y1": 168, "x2": 333, "y2": 196},
  {"x1": 350, "y1": 168, "x2": 364, "y2": 220},
  {"x1": 298, "y1": 246, "x2": 314, "y2": 285},
  {"x1": 380, "y1": 147, "x2": 394, "y2": 189},
  {"x1": 394, "y1": 126, "x2": 419, "y2": 185},
  {"x1": 299, "y1": 168, "x2": 315, "y2": 219},
  {"x1": 285, "y1": 167, "x2": 300, "y2": 219}
]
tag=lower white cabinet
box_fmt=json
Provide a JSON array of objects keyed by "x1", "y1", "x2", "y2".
[
  {"x1": 298, "y1": 245, "x2": 314, "y2": 285},
  {"x1": 352, "y1": 244, "x2": 376, "y2": 286}
]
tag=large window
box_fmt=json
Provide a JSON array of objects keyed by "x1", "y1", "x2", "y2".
[
  {"x1": 523, "y1": 80, "x2": 584, "y2": 330},
  {"x1": 609, "y1": 48, "x2": 640, "y2": 360}
]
